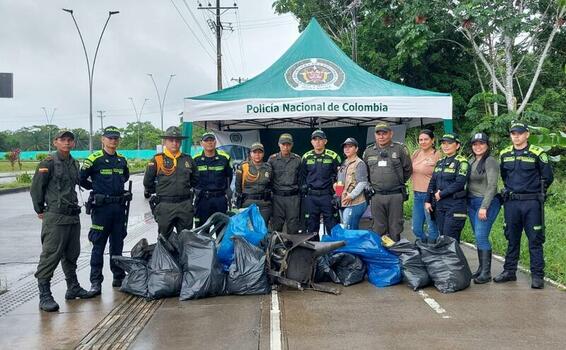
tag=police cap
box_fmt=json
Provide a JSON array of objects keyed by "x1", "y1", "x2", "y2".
[
  {"x1": 278, "y1": 133, "x2": 293, "y2": 144},
  {"x1": 374, "y1": 122, "x2": 391, "y2": 132},
  {"x1": 201, "y1": 132, "x2": 216, "y2": 141},
  {"x1": 102, "y1": 126, "x2": 121, "y2": 138},
  {"x1": 54, "y1": 129, "x2": 75, "y2": 140},
  {"x1": 250, "y1": 142, "x2": 264, "y2": 152},
  {"x1": 311, "y1": 129, "x2": 326, "y2": 139},
  {"x1": 440, "y1": 132, "x2": 461, "y2": 144},
  {"x1": 509, "y1": 122, "x2": 529, "y2": 133}
]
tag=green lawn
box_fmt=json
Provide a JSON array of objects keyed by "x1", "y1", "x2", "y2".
[
  {"x1": 0, "y1": 181, "x2": 30, "y2": 190},
  {"x1": 0, "y1": 161, "x2": 38, "y2": 172}
]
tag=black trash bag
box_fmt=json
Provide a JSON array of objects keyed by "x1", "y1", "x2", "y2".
[
  {"x1": 131, "y1": 238, "x2": 155, "y2": 261},
  {"x1": 147, "y1": 238, "x2": 183, "y2": 299},
  {"x1": 314, "y1": 252, "x2": 366, "y2": 286},
  {"x1": 387, "y1": 239, "x2": 431, "y2": 291},
  {"x1": 112, "y1": 256, "x2": 149, "y2": 297},
  {"x1": 179, "y1": 230, "x2": 227, "y2": 300},
  {"x1": 166, "y1": 230, "x2": 183, "y2": 260},
  {"x1": 416, "y1": 236, "x2": 472, "y2": 293},
  {"x1": 227, "y1": 236, "x2": 271, "y2": 295}
]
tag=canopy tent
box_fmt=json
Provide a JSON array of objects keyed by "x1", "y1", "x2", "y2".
[{"x1": 184, "y1": 18, "x2": 452, "y2": 131}]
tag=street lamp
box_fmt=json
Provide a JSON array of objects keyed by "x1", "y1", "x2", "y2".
[
  {"x1": 128, "y1": 97, "x2": 149, "y2": 151},
  {"x1": 41, "y1": 107, "x2": 57, "y2": 153},
  {"x1": 62, "y1": 8, "x2": 119, "y2": 152},
  {"x1": 147, "y1": 73, "x2": 175, "y2": 132}
]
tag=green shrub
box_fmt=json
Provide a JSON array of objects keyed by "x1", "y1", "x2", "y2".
[
  {"x1": 16, "y1": 173, "x2": 32, "y2": 183},
  {"x1": 36, "y1": 153, "x2": 49, "y2": 161}
]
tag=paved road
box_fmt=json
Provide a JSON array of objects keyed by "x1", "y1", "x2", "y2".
[{"x1": 1, "y1": 178, "x2": 565, "y2": 349}]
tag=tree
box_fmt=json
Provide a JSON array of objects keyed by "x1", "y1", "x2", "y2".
[{"x1": 120, "y1": 121, "x2": 162, "y2": 150}]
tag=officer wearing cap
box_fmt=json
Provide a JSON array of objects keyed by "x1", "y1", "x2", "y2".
[
  {"x1": 31, "y1": 130, "x2": 91, "y2": 312},
  {"x1": 144, "y1": 126, "x2": 198, "y2": 238},
  {"x1": 193, "y1": 132, "x2": 233, "y2": 226},
  {"x1": 300, "y1": 129, "x2": 341, "y2": 238},
  {"x1": 363, "y1": 122, "x2": 412, "y2": 241},
  {"x1": 235, "y1": 142, "x2": 272, "y2": 223},
  {"x1": 425, "y1": 132, "x2": 469, "y2": 242},
  {"x1": 268, "y1": 133, "x2": 301, "y2": 234},
  {"x1": 494, "y1": 122, "x2": 553, "y2": 289},
  {"x1": 80, "y1": 126, "x2": 131, "y2": 297}
]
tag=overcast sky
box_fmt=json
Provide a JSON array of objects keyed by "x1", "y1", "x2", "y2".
[{"x1": 0, "y1": 0, "x2": 299, "y2": 131}]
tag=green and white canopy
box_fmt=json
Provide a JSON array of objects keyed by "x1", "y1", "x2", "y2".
[{"x1": 184, "y1": 18, "x2": 452, "y2": 130}]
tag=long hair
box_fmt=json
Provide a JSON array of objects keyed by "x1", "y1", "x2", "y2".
[
  {"x1": 418, "y1": 129, "x2": 436, "y2": 151},
  {"x1": 473, "y1": 144, "x2": 491, "y2": 174}
]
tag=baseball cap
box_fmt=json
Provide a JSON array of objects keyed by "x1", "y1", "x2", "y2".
[
  {"x1": 509, "y1": 122, "x2": 529, "y2": 133},
  {"x1": 278, "y1": 133, "x2": 293, "y2": 144},
  {"x1": 374, "y1": 122, "x2": 391, "y2": 132},
  {"x1": 102, "y1": 126, "x2": 121, "y2": 138},
  {"x1": 341, "y1": 137, "x2": 359, "y2": 147},
  {"x1": 470, "y1": 132, "x2": 489, "y2": 144},
  {"x1": 440, "y1": 132, "x2": 461, "y2": 144},
  {"x1": 311, "y1": 129, "x2": 326, "y2": 139},
  {"x1": 54, "y1": 129, "x2": 75, "y2": 140},
  {"x1": 250, "y1": 142, "x2": 264, "y2": 152},
  {"x1": 201, "y1": 132, "x2": 216, "y2": 141}
]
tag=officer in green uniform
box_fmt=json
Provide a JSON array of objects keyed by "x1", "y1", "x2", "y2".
[
  {"x1": 143, "y1": 126, "x2": 198, "y2": 238},
  {"x1": 235, "y1": 142, "x2": 272, "y2": 224},
  {"x1": 80, "y1": 126, "x2": 131, "y2": 297},
  {"x1": 268, "y1": 133, "x2": 301, "y2": 234},
  {"x1": 31, "y1": 130, "x2": 91, "y2": 312},
  {"x1": 363, "y1": 122, "x2": 412, "y2": 241}
]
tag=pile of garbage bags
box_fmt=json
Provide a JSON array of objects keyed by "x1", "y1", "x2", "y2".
[
  {"x1": 113, "y1": 205, "x2": 271, "y2": 300},
  {"x1": 387, "y1": 236, "x2": 472, "y2": 293}
]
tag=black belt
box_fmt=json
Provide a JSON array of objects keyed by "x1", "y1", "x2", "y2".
[
  {"x1": 375, "y1": 189, "x2": 403, "y2": 195},
  {"x1": 509, "y1": 193, "x2": 540, "y2": 201},
  {"x1": 245, "y1": 193, "x2": 266, "y2": 200},
  {"x1": 201, "y1": 190, "x2": 226, "y2": 198},
  {"x1": 46, "y1": 206, "x2": 81, "y2": 216},
  {"x1": 308, "y1": 188, "x2": 332, "y2": 196},
  {"x1": 158, "y1": 195, "x2": 192, "y2": 203},
  {"x1": 273, "y1": 189, "x2": 299, "y2": 196}
]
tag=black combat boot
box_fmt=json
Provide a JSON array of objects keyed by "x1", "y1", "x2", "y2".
[
  {"x1": 64, "y1": 275, "x2": 91, "y2": 300},
  {"x1": 86, "y1": 282, "x2": 102, "y2": 298},
  {"x1": 38, "y1": 280, "x2": 59, "y2": 312},
  {"x1": 493, "y1": 270, "x2": 517, "y2": 283},
  {"x1": 531, "y1": 275, "x2": 544, "y2": 289},
  {"x1": 473, "y1": 250, "x2": 492, "y2": 284},
  {"x1": 471, "y1": 250, "x2": 483, "y2": 279}
]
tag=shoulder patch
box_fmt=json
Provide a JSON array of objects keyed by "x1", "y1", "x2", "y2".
[
  {"x1": 217, "y1": 150, "x2": 231, "y2": 160},
  {"x1": 529, "y1": 145, "x2": 544, "y2": 156},
  {"x1": 455, "y1": 154, "x2": 468, "y2": 162},
  {"x1": 193, "y1": 150, "x2": 203, "y2": 158},
  {"x1": 302, "y1": 150, "x2": 314, "y2": 159},
  {"x1": 38, "y1": 167, "x2": 49, "y2": 173},
  {"x1": 324, "y1": 149, "x2": 338, "y2": 159},
  {"x1": 500, "y1": 145, "x2": 513, "y2": 156},
  {"x1": 268, "y1": 153, "x2": 277, "y2": 159},
  {"x1": 540, "y1": 152, "x2": 549, "y2": 163},
  {"x1": 87, "y1": 150, "x2": 104, "y2": 162}
]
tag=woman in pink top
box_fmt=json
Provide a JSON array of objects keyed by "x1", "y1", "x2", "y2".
[{"x1": 411, "y1": 129, "x2": 441, "y2": 241}]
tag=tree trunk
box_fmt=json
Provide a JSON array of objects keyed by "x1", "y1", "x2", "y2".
[{"x1": 504, "y1": 35, "x2": 515, "y2": 112}]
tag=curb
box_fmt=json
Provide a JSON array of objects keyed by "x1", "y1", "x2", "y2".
[
  {"x1": 0, "y1": 186, "x2": 30, "y2": 195},
  {"x1": 461, "y1": 241, "x2": 566, "y2": 291}
]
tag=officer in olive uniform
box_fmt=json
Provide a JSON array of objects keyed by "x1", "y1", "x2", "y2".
[
  {"x1": 268, "y1": 133, "x2": 301, "y2": 234},
  {"x1": 194, "y1": 132, "x2": 233, "y2": 227},
  {"x1": 80, "y1": 126, "x2": 131, "y2": 297},
  {"x1": 31, "y1": 130, "x2": 90, "y2": 312},
  {"x1": 494, "y1": 122, "x2": 553, "y2": 289},
  {"x1": 144, "y1": 126, "x2": 198, "y2": 238},
  {"x1": 425, "y1": 133, "x2": 470, "y2": 242},
  {"x1": 300, "y1": 130, "x2": 341, "y2": 238},
  {"x1": 235, "y1": 142, "x2": 272, "y2": 224},
  {"x1": 363, "y1": 122, "x2": 412, "y2": 241}
]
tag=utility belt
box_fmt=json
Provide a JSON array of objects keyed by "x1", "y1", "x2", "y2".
[
  {"x1": 245, "y1": 192, "x2": 272, "y2": 201},
  {"x1": 46, "y1": 205, "x2": 81, "y2": 216},
  {"x1": 157, "y1": 194, "x2": 193, "y2": 203},
  {"x1": 200, "y1": 190, "x2": 226, "y2": 198},
  {"x1": 273, "y1": 189, "x2": 299, "y2": 197},
  {"x1": 507, "y1": 193, "x2": 540, "y2": 201},
  {"x1": 436, "y1": 190, "x2": 467, "y2": 200},
  {"x1": 374, "y1": 189, "x2": 403, "y2": 195},
  {"x1": 307, "y1": 188, "x2": 333, "y2": 196}
]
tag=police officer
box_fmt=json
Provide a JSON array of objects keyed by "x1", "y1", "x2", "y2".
[
  {"x1": 494, "y1": 122, "x2": 553, "y2": 289},
  {"x1": 235, "y1": 142, "x2": 272, "y2": 223},
  {"x1": 300, "y1": 130, "x2": 341, "y2": 238},
  {"x1": 80, "y1": 126, "x2": 131, "y2": 297},
  {"x1": 143, "y1": 126, "x2": 198, "y2": 238},
  {"x1": 268, "y1": 133, "x2": 301, "y2": 234},
  {"x1": 194, "y1": 132, "x2": 233, "y2": 227},
  {"x1": 425, "y1": 133, "x2": 469, "y2": 242},
  {"x1": 363, "y1": 122, "x2": 412, "y2": 241},
  {"x1": 31, "y1": 130, "x2": 90, "y2": 312}
]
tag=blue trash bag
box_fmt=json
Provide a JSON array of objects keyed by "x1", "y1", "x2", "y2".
[
  {"x1": 217, "y1": 204, "x2": 268, "y2": 270},
  {"x1": 322, "y1": 225, "x2": 401, "y2": 287}
]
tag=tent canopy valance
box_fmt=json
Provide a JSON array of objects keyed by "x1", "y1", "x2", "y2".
[{"x1": 184, "y1": 18, "x2": 452, "y2": 130}]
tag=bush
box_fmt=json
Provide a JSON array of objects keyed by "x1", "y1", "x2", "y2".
[
  {"x1": 16, "y1": 173, "x2": 32, "y2": 183},
  {"x1": 36, "y1": 153, "x2": 49, "y2": 161}
]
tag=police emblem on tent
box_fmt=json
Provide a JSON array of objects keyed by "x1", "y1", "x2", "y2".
[{"x1": 285, "y1": 58, "x2": 345, "y2": 91}]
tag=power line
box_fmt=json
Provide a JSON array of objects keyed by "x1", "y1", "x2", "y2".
[
  {"x1": 181, "y1": 0, "x2": 215, "y2": 51},
  {"x1": 169, "y1": 0, "x2": 216, "y2": 62},
  {"x1": 235, "y1": 9, "x2": 247, "y2": 76}
]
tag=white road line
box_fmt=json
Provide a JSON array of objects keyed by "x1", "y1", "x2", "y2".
[
  {"x1": 270, "y1": 289, "x2": 282, "y2": 350},
  {"x1": 417, "y1": 290, "x2": 451, "y2": 319}
]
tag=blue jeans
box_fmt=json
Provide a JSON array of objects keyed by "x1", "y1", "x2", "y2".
[
  {"x1": 467, "y1": 196, "x2": 501, "y2": 250},
  {"x1": 412, "y1": 191, "x2": 439, "y2": 241},
  {"x1": 341, "y1": 202, "x2": 368, "y2": 230}
]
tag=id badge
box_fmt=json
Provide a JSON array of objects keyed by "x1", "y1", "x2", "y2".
[{"x1": 378, "y1": 160, "x2": 387, "y2": 167}]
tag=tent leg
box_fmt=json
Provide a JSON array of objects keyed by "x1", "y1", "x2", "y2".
[{"x1": 443, "y1": 119, "x2": 453, "y2": 133}]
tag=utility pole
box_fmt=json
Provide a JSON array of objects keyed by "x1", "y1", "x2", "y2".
[
  {"x1": 198, "y1": 1, "x2": 238, "y2": 91},
  {"x1": 129, "y1": 97, "x2": 149, "y2": 151},
  {"x1": 41, "y1": 107, "x2": 56, "y2": 153},
  {"x1": 97, "y1": 110, "x2": 106, "y2": 131},
  {"x1": 346, "y1": 0, "x2": 361, "y2": 62}
]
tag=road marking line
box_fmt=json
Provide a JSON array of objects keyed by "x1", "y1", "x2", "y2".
[
  {"x1": 417, "y1": 290, "x2": 451, "y2": 319},
  {"x1": 270, "y1": 289, "x2": 282, "y2": 350}
]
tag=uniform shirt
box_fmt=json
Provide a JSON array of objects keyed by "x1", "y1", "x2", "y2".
[
  {"x1": 79, "y1": 149, "x2": 129, "y2": 196},
  {"x1": 235, "y1": 161, "x2": 272, "y2": 195},
  {"x1": 500, "y1": 144, "x2": 553, "y2": 194},
  {"x1": 363, "y1": 142, "x2": 412, "y2": 192},
  {"x1": 426, "y1": 154, "x2": 469, "y2": 203},
  {"x1": 268, "y1": 152, "x2": 301, "y2": 192},
  {"x1": 30, "y1": 151, "x2": 80, "y2": 217},
  {"x1": 299, "y1": 149, "x2": 341, "y2": 191},
  {"x1": 194, "y1": 149, "x2": 232, "y2": 192},
  {"x1": 143, "y1": 152, "x2": 198, "y2": 197}
]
